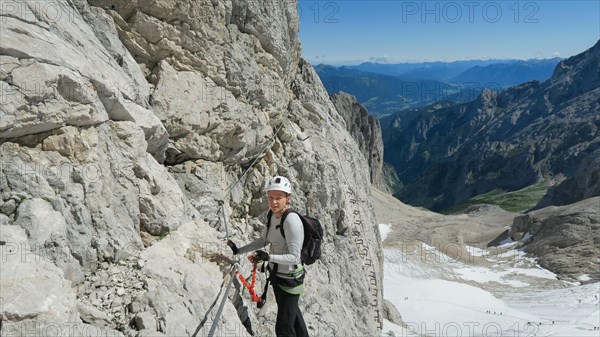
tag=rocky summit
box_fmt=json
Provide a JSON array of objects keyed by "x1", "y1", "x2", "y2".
[{"x1": 0, "y1": 1, "x2": 384, "y2": 336}]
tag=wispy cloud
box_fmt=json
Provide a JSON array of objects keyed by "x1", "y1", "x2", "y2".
[{"x1": 368, "y1": 56, "x2": 390, "y2": 63}]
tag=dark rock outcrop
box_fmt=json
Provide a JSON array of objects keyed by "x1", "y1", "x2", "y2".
[
  {"x1": 331, "y1": 92, "x2": 386, "y2": 190},
  {"x1": 535, "y1": 150, "x2": 600, "y2": 209}
]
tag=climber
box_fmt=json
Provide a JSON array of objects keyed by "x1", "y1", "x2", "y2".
[{"x1": 227, "y1": 176, "x2": 309, "y2": 337}]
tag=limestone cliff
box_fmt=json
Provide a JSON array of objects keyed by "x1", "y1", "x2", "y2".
[
  {"x1": 330, "y1": 92, "x2": 386, "y2": 190},
  {"x1": 0, "y1": 1, "x2": 383, "y2": 336}
]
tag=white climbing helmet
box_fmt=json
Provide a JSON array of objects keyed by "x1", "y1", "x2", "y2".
[{"x1": 266, "y1": 176, "x2": 292, "y2": 195}]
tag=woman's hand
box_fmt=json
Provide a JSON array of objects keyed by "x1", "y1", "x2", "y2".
[{"x1": 248, "y1": 250, "x2": 269, "y2": 263}]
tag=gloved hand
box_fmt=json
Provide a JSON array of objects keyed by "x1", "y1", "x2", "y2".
[
  {"x1": 249, "y1": 250, "x2": 269, "y2": 263},
  {"x1": 227, "y1": 240, "x2": 239, "y2": 255}
]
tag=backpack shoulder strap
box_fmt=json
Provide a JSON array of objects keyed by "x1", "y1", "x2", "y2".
[
  {"x1": 276, "y1": 209, "x2": 295, "y2": 239},
  {"x1": 266, "y1": 210, "x2": 274, "y2": 230}
]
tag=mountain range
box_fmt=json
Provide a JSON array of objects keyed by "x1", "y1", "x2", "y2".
[
  {"x1": 380, "y1": 40, "x2": 600, "y2": 211},
  {"x1": 315, "y1": 64, "x2": 462, "y2": 116},
  {"x1": 451, "y1": 59, "x2": 562, "y2": 87},
  {"x1": 347, "y1": 59, "x2": 514, "y2": 79},
  {"x1": 316, "y1": 58, "x2": 561, "y2": 116}
]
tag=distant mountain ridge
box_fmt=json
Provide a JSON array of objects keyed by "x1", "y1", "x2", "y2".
[
  {"x1": 451, "y1": 58, "x2": 561, "y2": 87},
  {"x1": 346, "y1": 58, "x2": 560, "y2": 81},
  {"x1": 347, "y1": 59, "x2": 514, "y2": 78},
  {"x1": 381, "y1": 40, "x2": 600, "y2": 211},
  {"x1": 315, "y1": 58, "x2": 561, "y2": 116},
  {"x1": 314, "y1": 64, "x2": 464, "y2": 116}
]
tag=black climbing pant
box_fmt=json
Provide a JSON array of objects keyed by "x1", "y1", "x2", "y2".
[{"x1": 273, "y1": 285, "x2": 309, "y2": 337}]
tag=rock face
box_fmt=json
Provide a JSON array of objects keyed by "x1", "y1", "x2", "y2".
[
  {"x1": 506, "y1": 197, "x2": 600, "y2": 282},
  {"x1": 0, "y1": 1, "x2": 383, "y2": 337},
  {"x1": 381, "y1": 40, "x2": 600, "y2": 211},
  {"x1": 535, "y1": 149, "x2": 600, "y2": 209},
  {"x1": 330, "y1": 92, "x2": 386, "y2": 190},
  {"x1": 382, "y1": 299, "x2": 404, "y2": 326}
]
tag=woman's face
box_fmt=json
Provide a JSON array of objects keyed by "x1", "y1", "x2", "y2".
[{"x1": 267, "y1": 190, "x2": 291, "y2": 215}]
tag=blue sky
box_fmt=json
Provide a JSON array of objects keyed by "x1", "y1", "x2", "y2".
[{"x1": 298, "y1": 0, "x2": 600, "y2": 65}]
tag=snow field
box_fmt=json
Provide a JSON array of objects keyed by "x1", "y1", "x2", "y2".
[{"x1": 380, "y1": 225, "x2": 600, "y2": 337}]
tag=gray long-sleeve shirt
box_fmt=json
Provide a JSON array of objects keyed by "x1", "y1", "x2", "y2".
[{"x1": 238, "y1": 212, "x2": 304, "y2": 274}]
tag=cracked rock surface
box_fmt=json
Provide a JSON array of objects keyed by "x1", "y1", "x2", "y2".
[{"x1": 1, "y1": 1, "x2": 384, "y2": 336}]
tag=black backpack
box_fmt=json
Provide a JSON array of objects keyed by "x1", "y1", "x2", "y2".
[{"x1": 267, "y1": 209, "x2": 323, "y2": 265}]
